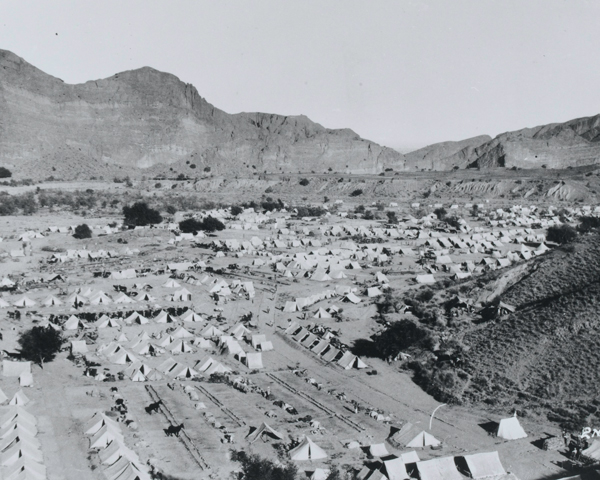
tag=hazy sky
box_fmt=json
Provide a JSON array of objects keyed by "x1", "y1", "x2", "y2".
[{"x1": 1, "y1": 0, "x2": 599, "y2": 151}]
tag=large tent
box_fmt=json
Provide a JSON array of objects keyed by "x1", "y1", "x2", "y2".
[
  {"x1": 289, "y1": 436, "x2": 328, "y2": 461},
  {"x1": 416, "y1": 456, "x2": 462, "y2": 480},
  {"x1": 459, "y1": 451, "x2": 506, "y2": 479}
]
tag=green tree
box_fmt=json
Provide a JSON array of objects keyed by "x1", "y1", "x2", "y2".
[
  {"x1": 123, "y1": 202, "x2": 163, "y2": 227},
  {"x1": 18, "y1": 326, "x2": 63, "y2": 367},
  {"x1": 73, "y1": 224, "x2": 92, "y2": 239}
]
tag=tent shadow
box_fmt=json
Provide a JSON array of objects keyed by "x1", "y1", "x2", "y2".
[{"x1": 478, "y1": 421, "x2": 499, "y2": 435}]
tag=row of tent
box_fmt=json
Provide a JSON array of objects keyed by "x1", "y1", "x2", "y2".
[
  {"x1": 0, "y1": 406, "x2": 46, "y2": 479},
  {"x1": 285, "y1": 322, "x2": 367, "y2": 370},
  {"x1": 84, "y1": 411, "x2": 151, "y2": 480}
]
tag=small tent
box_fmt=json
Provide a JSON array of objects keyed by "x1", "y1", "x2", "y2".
[
  {"x1": 496, "y1": 414, "x2": 527, "y2": 440},
  {"x1": 246, "y1": 422, "x2": 284, "y2": 443}
]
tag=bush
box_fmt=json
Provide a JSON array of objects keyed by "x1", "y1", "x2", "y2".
[
  {"x1": 434, "y1": 207, "x2": 447, "y2": 220},
  {"x1": 18, "y1": 326, "x2": 63, "y2": 366},
  {"x1": 350, "y1": 189, "x2": 363, "y2": 197},
  {"x1": 578, "y1": 216, "x2": 600, "y2": 233},
  {"x1": 73, "y1": 224, "x2": 92, "y2": 239},
  {"x1": 123, "y1": 202, "x2": 163, "y2": 227},
  {"x1": 547, "y1": 224, "x2": 577, "y2": 244},
  {"x1": 165, "y1": 205, "x2": 177, "y2": 215},
  {"x1": 299, "y1": 178, "x2": 310, "y2": 186},
  {"x1": 179, "y1": 216, "x2": 225, "y2": 234},
  {"x1": 0, "y1": 167, "x2": 12, "y2": 178},
  {"x1": 372, "y1": 319, "x2": 433, "y2": 359},
  {"x1": 386, "y1": 211, "x2": 399, "y2": 224},
  {"x1": 204, "y1": 166, "x2": 211, "y2": 172},
  {"x1": 231, "y1": 205, "x2": 244, "y2": 216},
  {"x1": 294, "y1": 206, "x2": 326, "y2": 217}
]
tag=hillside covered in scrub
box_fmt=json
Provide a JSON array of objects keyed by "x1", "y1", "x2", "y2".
[{"x1": 370, "y1": 231, "x2": 600, "y2": 429}]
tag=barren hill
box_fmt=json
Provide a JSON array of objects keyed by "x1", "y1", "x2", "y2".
[
  {"x1": 0, "y1": 50, "x2": 403, "y2": 179},
  {"x1": 402, "y1": 135, "x2": 491, "y2": 171}
]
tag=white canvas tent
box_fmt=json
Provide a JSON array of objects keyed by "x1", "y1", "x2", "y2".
[
  {"x1": 289, "y1": 436, "x2": 328, "y2": 461},
  {"x1": 496, "y1": 414, "x2": 527, "y2": 440},
  {"x1": 461, "y1": 451, "x2": 506, "y2": 479}
]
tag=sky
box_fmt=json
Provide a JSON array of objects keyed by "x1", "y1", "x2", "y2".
[{"x1": 1, "y1": 0, "x2": 599, "y2": 152}]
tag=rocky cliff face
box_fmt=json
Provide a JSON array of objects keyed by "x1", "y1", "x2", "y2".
[
  {"x1": 0, "y1": 50, "x2": 404, "y2": 179},
  {"x1": 401, "y1": 115, "x2": 600, "y2": 171},
  {"x1": 466, "y1": 115, "x2": 600, "y2": 169}
]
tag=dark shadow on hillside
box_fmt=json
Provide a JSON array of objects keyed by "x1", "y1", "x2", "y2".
[
  {"x1": 478, "y1": 421, "x2": 498, "y2": 435},
  {"x1": 350, "y1": 338, "x2": 381, "y2": 358}
]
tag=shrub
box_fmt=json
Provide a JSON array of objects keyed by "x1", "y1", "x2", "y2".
[
  {"x1": 204, "y1": 166, "x2": 211, "y2": 172},
  {"x1": 231, "y1": 205, "x2": 244, "y2": 216},
  {"x1": 578, "y1": 216, "x2": 600, "y2": 233},
  {"x1": 0, "y1": 167, "x2": 12, "y2": 178},
  {"x1": 295, "y1": 206, "x2": 326, "y2": 217},
  {"x1": 386, "y1": 211, "x2": 399, "y2": 224},
  {"x1": 350, "y1": 189, "x2": 363, "y2": 197},
  {"x1": 123, "y1": 202, "x2": 163, "y2": 226},
  {"x1": 190, "y1": 164, "x2": 196, "y2": 169},
  {"x1": 371, "y1": 319, "x2": 433, "y2": 359},
  {"x1": 18, "y1": 326, "x2": 63, "y2": 366},
  {"x1": 299, "y1": 178, "x2": 310, "y2": 186},
  {"x1": 73, "y1": 224, "x2": 92, "y2": 239},
  {"x1": 155, "y1": 183, "x2": 162, "y2": 188},
  {"x1": 547, "y1": 224, "x2": 577, "y2": 244},
  {"x1": 434, "y1": 207, "x2": 447, "y2": 219},
  {"x1": 165, "y1": 205, "x2": 177, "y2": 215},
  {"x1": 179, "y1": 216, "x2": 225, "y2": 234},
  {"x1": 354, "y1": 204, "x2": 365, "y2": 214}
]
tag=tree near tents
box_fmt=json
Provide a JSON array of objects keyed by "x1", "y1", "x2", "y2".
[
  {"x1": 547, "y1": 224, "x2": 577, "y2": 244},
  {"x1": 122, "y1": 202, "x2": 163, "y2": 227},
  {"x1": 73, "y1": 224, "x2": 92, "y2": 239},
  {"x1": 18, "y1": 326, "x2": 63, "y2": 367},
  {"x1": 230, "y1": 450, "x2": 297, "y2": 480},
  {"x1": 179, "y1": 216, "x2": 225, "y2": 234}
]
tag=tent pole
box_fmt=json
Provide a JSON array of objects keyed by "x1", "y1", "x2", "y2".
[{"x1": 429, "y1": 403, "x2": 446, "y2": 430}]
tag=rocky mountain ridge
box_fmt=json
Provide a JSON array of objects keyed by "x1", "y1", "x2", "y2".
[
  {"x1": 1, "y1": 49, "x2": 600, "y2": 178},
  {"x1": 0, "y1": 50, "x2": 402, "y2": 179}
]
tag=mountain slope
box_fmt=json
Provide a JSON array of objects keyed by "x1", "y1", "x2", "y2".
[
  {"x1": 412, "y1": 233, "x2": 600, "y2": 428},
  {"x1": 0, "y1": 50, "x2": 404, "y2": 179},
  {"x1": 402, "y1": 135, "x2": 491, "y2": 171}
]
